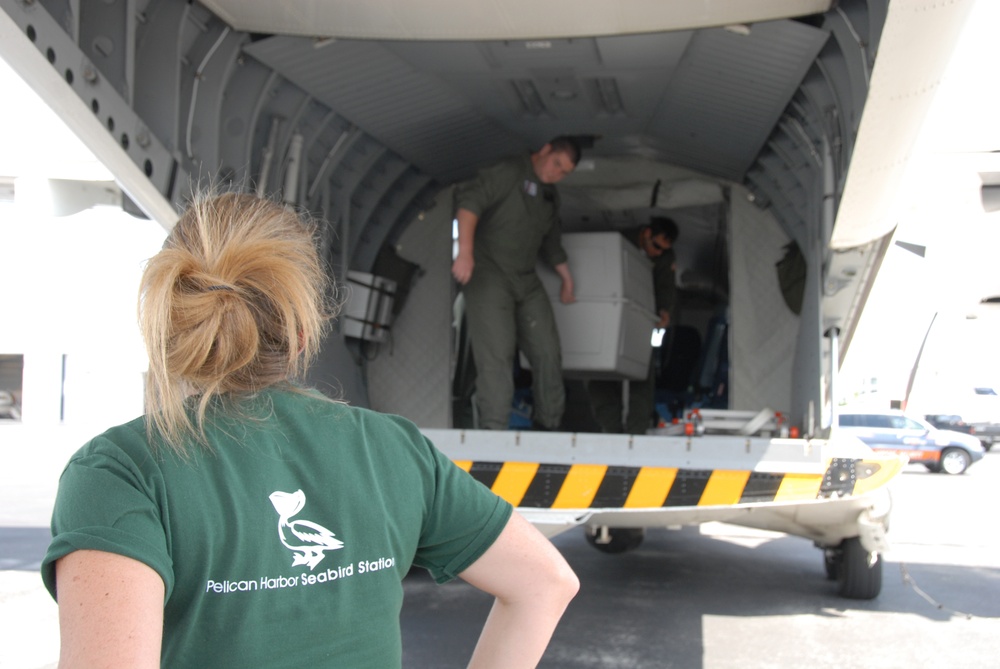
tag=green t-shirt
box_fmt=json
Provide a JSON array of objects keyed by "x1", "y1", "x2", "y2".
[{"x1": 41, "y1": 388, "x2": 512, "y2": 668}]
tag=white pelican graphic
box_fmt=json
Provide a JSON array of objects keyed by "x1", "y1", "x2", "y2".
[{"x1": 268, "y1": 489, "x2": 344, "y2": 570}]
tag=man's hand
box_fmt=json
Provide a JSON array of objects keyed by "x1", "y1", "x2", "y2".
[
  {"x1": 656, "y1": 309, "x2": 670, "y2": 328},
  {"x1": 559, "y1": 280, "x2": 575, "y2": 305},
  {"x1": 453, "y1": 209, "x2": 479, "y2": 285},
  {"x1": 554, "y1": 262, "x2": 575, "y2": 304},
  {"x1": 452, "y1": 254, "x2": 475, "y2": 285}
]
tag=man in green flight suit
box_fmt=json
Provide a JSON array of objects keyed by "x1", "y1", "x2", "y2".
[
  {"x1": 452, "y1": 137, "x2": 582, "y2": 430},
  {"x1": 588, "y1": 216, "x2": 679, "y2": 434}
]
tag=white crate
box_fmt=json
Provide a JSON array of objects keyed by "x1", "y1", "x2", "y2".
[
  {"x1": 532, "y1": 232, "x2": 655, "y2": 380},
  {"x1": 342, "y1": 271, "x2": 397, "y2": 343}
]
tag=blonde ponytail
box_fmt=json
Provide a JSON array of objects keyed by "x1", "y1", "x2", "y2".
[{"x1": 139, "y1": 193, "x2": 332, "y2": 454}]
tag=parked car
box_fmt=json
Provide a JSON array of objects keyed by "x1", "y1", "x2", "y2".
[
  {"x1": 924, "y1": 413, "x2": 998, "y2": 452},
  {"x1": 924, "y1": 413, "x2": 975, "y2": 435},
  {"x1": 968, "y1": 423, "x2": 1000, "y2": 452},
  {"x1": 838, "y1": 410, "x2": 985, "y2": 475}
]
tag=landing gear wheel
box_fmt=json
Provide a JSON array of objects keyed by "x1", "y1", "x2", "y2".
[
  {"x1": 823, "y1": 550, "x2": 839, "y2": 581},
  {"x1": 585, "y1": 527, "x2": 645, "y2": 554},
  {"x1": 830, "y1": 537, "x2": 882, "y2": 600},
  {"x1": 939, "y1": 447, "x2": 971, "y2": 475}
]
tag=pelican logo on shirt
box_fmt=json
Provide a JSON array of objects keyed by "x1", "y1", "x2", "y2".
[
  {"x1": 268, "y1": 489, "x2": 344, "y2": 570},
  {"x1": 203, "y1": 490, "x2": 398, "y2": 595},
  {"x1": 523, "y1": 179, "x2": 538, "y2": 197}
]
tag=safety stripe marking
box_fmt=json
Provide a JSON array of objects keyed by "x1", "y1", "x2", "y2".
[
  {"x1": 521, "y1": 464, "x2": 571, "y2": 508},
  {"x1": 701, "y1": 469, "x2": 753, "y2": 506},
  {"x1": 455, "y1": 458, "x2": 894, "y2": 509},
  {"x1": 774, "y1": 472, "x2": 823, "y2": 501},
  {"x1": 852, "y1": 457, "x2": 905, "y2": 496},
  {"x1": 664, "y1": 469, "x2": 713, "y2": 507},
  {"x1": 591, "y1": 466, "x2": 642, "y2": 508},
  {"x1": 490, "y1": 461, "x2": 539, "y2": 506},
  {"x1": 739, "y1": 472, "x2": 786, "y2": 503},
  {"x1": 467, "y1": 461, "x2": 502, "y2": 490},
  {"x1": 624, "y1": 467, "x2": 676, "y2": 508},
  {"x1": 552, "y1": 464, "x2": 609, "y2": 508}
]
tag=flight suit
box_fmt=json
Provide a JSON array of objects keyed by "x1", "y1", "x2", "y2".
[{"x1": 454, "y1": 154, "x2": 568, "y2": 430}]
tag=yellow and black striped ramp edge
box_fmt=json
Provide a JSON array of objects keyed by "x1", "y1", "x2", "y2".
[{"x1": 452, "y1": 457, "x2": 902, "y2": 509}]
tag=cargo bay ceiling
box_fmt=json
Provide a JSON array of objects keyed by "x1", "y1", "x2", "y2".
[{"x1": 5, "y1": 0, "x2": 882, "y2": 273}]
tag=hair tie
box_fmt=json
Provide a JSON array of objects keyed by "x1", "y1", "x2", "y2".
[{"x1": 206, "y1": 285, "x2": 235, "y2": 292}]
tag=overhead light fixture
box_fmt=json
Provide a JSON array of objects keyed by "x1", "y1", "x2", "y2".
[
  {"x1": 724, "y1": 24, "x2": 751, "y2": 36},
  {"x1": 511, "y1": 79, "x2": 547, "y2": 116},
  {"x1": 595, "y1": 77, "x2": 624, "y2": 115}
]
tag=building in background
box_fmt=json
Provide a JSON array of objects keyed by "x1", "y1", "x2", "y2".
[{"x1": 0, "y1": 59, "x2": 167, "y2": 429}]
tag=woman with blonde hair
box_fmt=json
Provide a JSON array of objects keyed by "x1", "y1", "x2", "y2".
[{"x1": 42, "y1": 193, "x2": 578, "y2": 668}]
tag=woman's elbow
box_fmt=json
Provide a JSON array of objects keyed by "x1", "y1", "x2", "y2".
[
  {"x1": 536, "y1": 552, "x2": 580, "y2": 612},
  {"x1": 557, "y1": 558, "x2": 581, "y2": 600}
]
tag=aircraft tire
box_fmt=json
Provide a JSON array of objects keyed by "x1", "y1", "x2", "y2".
[
  {"x1": 823, "y1": 549, "x2": 839, "y2": 580},
  {"x1": 836, "y1": 537, "x2": 882, "y2": 600},
  {"x1": 585, "y1": 527, "x2": 645, "y2": 554}
]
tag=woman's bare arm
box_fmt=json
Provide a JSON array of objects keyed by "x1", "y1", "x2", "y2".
[
  {"x1": 55, "y1": 550, "x2": 165, "y2": 669},
  {"x1": 459, "y1": 512, "x2": 579, "y2": 668}
]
